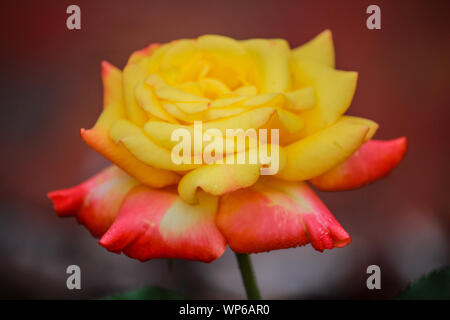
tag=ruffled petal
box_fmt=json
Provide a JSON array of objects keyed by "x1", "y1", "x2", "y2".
[
  {"x1": 292, "y1": 60, "x2": 358, "y2": 136},
  {"x1": 216, "y1": 177, "x2": 350, "y2": 253},
  {"x1": 310, "y1": 137, "x2": 407, "y2": 191},
  {"x1": 99, "y1": 187, "x2": 226, "y2": 262},
  {"x1": 47, "y1": 166, "x2": 139, "y2": 237},
  {"x1": 277, "y1": 116, "x2": 369, "y2": 181}
]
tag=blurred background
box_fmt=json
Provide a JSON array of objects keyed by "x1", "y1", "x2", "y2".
[{"x1": 0, "y1": 0, "x2": 449, "y2": 299}]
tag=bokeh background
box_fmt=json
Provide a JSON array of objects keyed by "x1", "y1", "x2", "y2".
[{"x1": 0, "y1": 0, "x2": 449, "y2": 299}]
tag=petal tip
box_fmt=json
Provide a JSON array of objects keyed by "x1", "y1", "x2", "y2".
[
  {"x1": 322, "y1": 29, "x2": 332, "y2": 38},
  {"x1": 47, "y1": 187, "x2": 85, "y2": 217},
  {"x1": 101, "y1": 60, "x2": 114, "y2": 78}
]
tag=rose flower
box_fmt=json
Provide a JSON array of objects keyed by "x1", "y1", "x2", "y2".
[{"x1": 48, "y1": 31, "x2": 406, "y2": 263}]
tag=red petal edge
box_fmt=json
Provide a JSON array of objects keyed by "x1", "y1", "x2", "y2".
[
  {"x1": 47, "y1": 166, "x2": 138, "y2": 237},
  {"x1": 310, "y1": 137, "x2": 407, "y2": 191}
]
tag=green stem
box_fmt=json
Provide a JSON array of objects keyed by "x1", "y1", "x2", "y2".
[{"x1": 234, "y1": 253, "x2": 262, "y2": 300}]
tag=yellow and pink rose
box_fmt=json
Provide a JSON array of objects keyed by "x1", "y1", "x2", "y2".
[{"x1": 48, "y1": 31, "x2": 406, "y2": 263}]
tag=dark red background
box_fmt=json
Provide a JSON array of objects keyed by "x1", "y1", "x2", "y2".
[{"x1": 0, "y1": 0, "x2": 449, "y2": 299}]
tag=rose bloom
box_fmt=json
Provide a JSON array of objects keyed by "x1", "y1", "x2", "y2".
[{"x1": 48, "y1": 31, "x2": 406, "y2": 262}]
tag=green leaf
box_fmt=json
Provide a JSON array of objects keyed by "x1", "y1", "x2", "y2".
[
  {"x1": 103, "y1": 286, "x2": 185, "y2": 300},
  {"x1": 398, "y1": 267, "x2": 450, "y2": 300}
]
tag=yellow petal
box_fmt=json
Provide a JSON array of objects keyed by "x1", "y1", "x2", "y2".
[
  {"x1": 178, "y1": 163, "x2": 261, "y2": 204},
  {"x1": 101, "y1": 61, "x2": 125, "y2": 110},
  {"x1": 95, "y1": 61, "x2": 126, "y2": 130},
  {"x1": 135, "y1": 82, "x2": 178, "y2": 123},
  {"x1": 178, "y1": 143, "x2": 287, "y2": 204},
  {"x1": 144, "y1": 121, "x2": 193, "y2": 150},
  {"x1": 109, "y1": 119, "x2": 200, "y2": 171},
  {"x1": 277, "y1": 117, "x2": 369, "y2": 181},
  {"x1": 242, "y1": 39, "x2": 291, "y2": 93},
  {"x1": 123, "y1": 63, "x2": 149, "y2": 126},
  {"x1": 292, "y1": 60, "x2": 358, "y2": 135},
  {"x1": 291, "y1": 30, "x2": 335, "y2": 68},
  {"x1": 284, "y1": 86, "x2": 316, "y2": 111}
]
